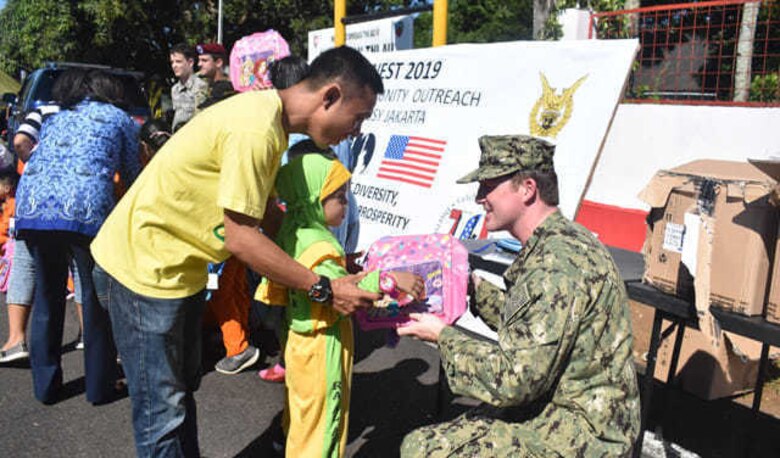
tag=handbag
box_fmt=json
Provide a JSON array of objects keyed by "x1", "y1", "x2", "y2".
[
  {"x1": 229, "y1": 29, "x2": 291, "y2": 92},
  {"x1": 0, "y1": 237, "x2": 15, "y2": 293},
  {"x1": 355, "y1": 233, "x2": 469, "y2": 331}
]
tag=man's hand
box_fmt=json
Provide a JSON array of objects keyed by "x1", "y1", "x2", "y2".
[
  {"x1": 396, "y1": 313, "x2": 447, "y2": 343},
  {"x1": 331, "y1": 274, "x2": 381, "y2": 316},
  {"x1": 390, "y1": 272, "x2": 425, "y2": 301}
]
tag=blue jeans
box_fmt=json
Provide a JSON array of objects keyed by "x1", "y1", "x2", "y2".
[
  {"x1": 95, "y1": 264, "x2": 206, "y2": 458},
  {"x1": 24, "y1": 231, "x2": 118, "y2": 404}
]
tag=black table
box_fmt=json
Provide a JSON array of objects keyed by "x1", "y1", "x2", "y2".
[
  {"x1": 624, "y1": 280, "x2": 697, "y2": 457},
  {"x1": 465, "y1": 240, "x2": 780, "y2": 457}
]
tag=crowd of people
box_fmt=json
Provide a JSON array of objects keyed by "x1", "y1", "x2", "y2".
[{"x1": 0, "y1": 37, "x2": 641, "y2": 458}]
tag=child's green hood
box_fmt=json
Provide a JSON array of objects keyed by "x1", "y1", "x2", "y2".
[{"x1": 274, "y1": 153, "x2": 351, "y2": 260}]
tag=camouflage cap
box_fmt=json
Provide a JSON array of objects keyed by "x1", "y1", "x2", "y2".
[{"x1": 456, "y1": 135, "x2": 556, "y2": 184}]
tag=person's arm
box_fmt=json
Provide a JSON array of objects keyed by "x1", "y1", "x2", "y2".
[
  {"x1": 194, "y1": 78, "x2": 209, "y2": 109},
  {"x1": 259, "y1": 199, "x2": 284, "y2": 239},
  {"x1": 343, "y1": 195, "x2": 360, "y2": 254},
  {"x1": 396, "y1": 273, "x2": 505, "y2": 340},
  {"x1": 224, "y1": 209, "x2": 316, "y2": 288},
  {"x1": 357, "y1": 270, "x2": 424, "y2": 299},
  {"x1": 223, "y1": 209, "x2": 380, "y2": 315},
  {"x1": 438, "y1": 272, "x2": 584, "y2": 408},
  {"x1": 0, "y1": 201, "x2": 10, "y2": 247},
  {"x1": 400, "y1": 272, "x2": 585, "y2": 408},
  {"x1": 471, "y1": 275, "x2": 505, "y2": 332},
  {"x1": 13, "y1": 108, "x2": 44, "y2": 162},
  {"x1": 12, "y1": 133, "x2": 34, "y2": 163},
  {"x1": 119, "y1": 116, "x2": 142, "y2": 187}
]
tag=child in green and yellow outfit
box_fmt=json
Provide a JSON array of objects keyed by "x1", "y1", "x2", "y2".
[{"x1": 257, "y1": 153, "x2": 422, "y2": 457}]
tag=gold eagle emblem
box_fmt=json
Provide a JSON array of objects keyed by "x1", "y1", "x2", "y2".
[{"x1": 529, "y1": 73, "x2": 588, "y2": 138}]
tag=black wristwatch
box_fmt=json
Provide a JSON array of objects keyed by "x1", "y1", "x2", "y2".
[{"x1": 307, "y1": 275, "x2": 333, "y2": 304}]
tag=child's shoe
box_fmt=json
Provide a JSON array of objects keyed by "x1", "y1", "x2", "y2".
[
  {"x1": 258, "y1": 363, "x2": 285, "y2": 383},
  {"x1": 215, "y1": 345, "x2": 260, "y2": 375}
]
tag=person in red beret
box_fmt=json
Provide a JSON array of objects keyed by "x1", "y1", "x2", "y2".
[{"x1": 197, "y1": 43, "x2": 236, "y2": 109}]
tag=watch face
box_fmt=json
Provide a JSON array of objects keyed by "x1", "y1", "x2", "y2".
[{"x1": 309, "y1": 277, "x2": 332, "y2": 303}]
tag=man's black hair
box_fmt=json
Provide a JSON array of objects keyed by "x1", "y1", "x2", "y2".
[
  {"x1": 270, "y1": 55, "x2": 310, "y2": 90},
  {"x1": 170, "y1": 43, "x2": 197, "y2": 62},
  {"x1": 306, "y1": 46, "x2": 383, "y2": 95}
]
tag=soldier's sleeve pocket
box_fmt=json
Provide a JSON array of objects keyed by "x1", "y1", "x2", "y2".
[{"x1": 502, "y1": 284, "x2": 535, "y2": 324}]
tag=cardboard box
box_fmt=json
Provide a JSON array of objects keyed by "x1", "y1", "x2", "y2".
[
  {"x1": 654, "y1": 319, "x2": 761, "y2": 400},
  {"x1": 749, "y1": 161, "x2": 780, "y2": 324},
  {"x1": 640, "y1": 160, "x2": 779, "y2": 316},
  {"x1": 765, "y1": 213, "x2": 780, "y2": 324}
]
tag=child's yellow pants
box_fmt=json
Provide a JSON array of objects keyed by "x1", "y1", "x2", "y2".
[{"x1": 284, "y1": 316, "x2": 353, "y2": 458}]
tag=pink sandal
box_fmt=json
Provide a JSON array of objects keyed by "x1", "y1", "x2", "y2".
[{"x1": 258, "y1": 363, "x2": 286, "y2": 383}]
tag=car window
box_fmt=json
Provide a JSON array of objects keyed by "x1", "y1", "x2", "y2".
[
  {"x1": 24, "y1": 68, "x2": 149, "y2": 116},
  {"x1": 31, "y1": 70, "x2": 62, "y2": 106},
  {"x1": 17, "y1": 70, "x2": 39, "y2": 107}
]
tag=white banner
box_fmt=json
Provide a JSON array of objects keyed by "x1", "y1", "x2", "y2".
[
  {"x1": 349, "y1": 39, "x2": 638, "y2": 250},
  {"x1": 308, "y1": 16, "x2": 414, "y2": 62}
]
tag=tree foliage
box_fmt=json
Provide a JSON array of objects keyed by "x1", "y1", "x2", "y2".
[
  {"x1": 0, "y1": 0, "x2": 80, "y2": 74},
  {"x1": 0, "y1": 0, "x2": 339, "y2": 78},
  {"x1": 0, "y1": 0, "x2": 535, "y2": 80},
  {"x1": 414, "y1": 0, "x2": 532, "y2": 48}
]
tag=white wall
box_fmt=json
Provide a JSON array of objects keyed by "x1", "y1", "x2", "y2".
[
  {"x1": 585, "y1": 103, "x2": 780, "y2": 210},
  {"x1": 560, "y1": 8, "x2": 593, "y2": 41}
]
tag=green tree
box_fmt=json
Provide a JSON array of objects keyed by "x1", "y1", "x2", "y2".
[
  {"x1": 0, "y1": 0, "x2": 538, "y2": 81},
  {"x1": 0, "y1": 0, "x2": 339, "y2": 79},
  {"x1": 0, "y1": 0, "x2": 215, "y2": 78},
  {"x1": 0, "y1": 0, "x2": 80, "y2": 74},
  {"x1": 415, "y1": 0, "x2": 533, "y2": 48}
]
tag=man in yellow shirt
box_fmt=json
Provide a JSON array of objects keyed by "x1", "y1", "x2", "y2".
[{"x1": 91, "y1": 46, "x2": 383, "y2": 457}]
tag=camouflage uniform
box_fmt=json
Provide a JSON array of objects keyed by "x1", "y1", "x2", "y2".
[
  {"x1": 171, "y1": 74, "x2": 208, "y2": 131},
  {"x1": 401, "y1": 135, "x2": 640, "y2": 457}
]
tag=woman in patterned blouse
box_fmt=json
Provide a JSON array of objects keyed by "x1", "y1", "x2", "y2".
[{"x1": 14, "y1": 68, "x2": 142, "y2": 405}]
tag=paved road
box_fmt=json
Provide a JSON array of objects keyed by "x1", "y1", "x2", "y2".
[
  {"x1": 0, "y1": 296, "x2": 452, "y2": 457},
  {"x1": 9, "y1": 295, "x2": 780, "y2": 457}
]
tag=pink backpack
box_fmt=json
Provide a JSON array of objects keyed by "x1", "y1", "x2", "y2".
[
  {"x1": 0, "y1": 238, "x2": 14, "y2": 293},
  {"x1": 229, "y1": 29, "x2": 291, "y2": 92},
  {"x1": 356, "y1": 234, "x2": 469, "y2": 331}
]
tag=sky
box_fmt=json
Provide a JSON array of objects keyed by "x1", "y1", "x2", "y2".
[{"x1": 0, "y1": 1, "x2": 5, "y2": 10}]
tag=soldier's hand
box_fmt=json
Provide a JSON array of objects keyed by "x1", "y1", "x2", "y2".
[
  {"x1": 396, "y1": 313, "x2": 447, "y2": 343},
  {"x1": 470, "y1": 272, "x2": 483, "y2": 289},
  {"x1": 331, "y1": 274, "x2": 381, "y2": 316}
]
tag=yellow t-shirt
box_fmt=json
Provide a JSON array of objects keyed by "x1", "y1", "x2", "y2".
[{"x1": 91, "y1": 90, "x2": 288, "y2": 298}]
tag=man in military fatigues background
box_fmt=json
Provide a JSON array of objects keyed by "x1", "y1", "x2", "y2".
[{"x1": 398, "y1": 135, "x2": 640, "y2": 457}]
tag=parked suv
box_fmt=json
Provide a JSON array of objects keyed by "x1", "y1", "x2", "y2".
[{"x1": 2, "y1": 62, "x2": 151, "y2": 148}]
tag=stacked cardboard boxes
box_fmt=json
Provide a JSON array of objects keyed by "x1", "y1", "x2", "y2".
[
  {"x1": 640, "y1": 159, "x2": 779, "y2": 399},
  {"x1": 640, "y1": 159, "x2": 779, "y2": 316},
  {"x1": 766, "y1": 230, "x2": 780, "y2": 325},
  {"x1": 653, "y1": 319, "x2": 761, "y2": 400},
  {"x1": 764, "y1": 181, "x2": 780, "y2": 325}
]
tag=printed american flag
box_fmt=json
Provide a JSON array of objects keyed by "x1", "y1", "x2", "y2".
[{"x1": 377, "y1": 135, "x2": 447, "y2": 188}]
